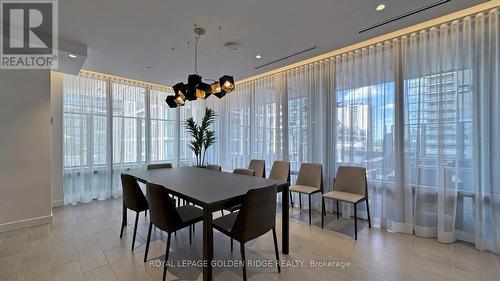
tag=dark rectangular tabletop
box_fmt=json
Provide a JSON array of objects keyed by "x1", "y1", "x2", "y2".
[{"x1": 127, "y1": 167, "x2": 288, "y2": 210}]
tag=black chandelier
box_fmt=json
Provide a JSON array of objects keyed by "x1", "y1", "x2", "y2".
[{"x1": 166, "y1": 26, "x2": 235, "y2": 108}]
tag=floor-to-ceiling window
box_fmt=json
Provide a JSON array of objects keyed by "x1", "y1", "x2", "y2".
[
  {"x1": 63, "y1": 75, "x2": 109, "y2": 205},
  {"x1": 111, "y1": 82, "x2": 146, "y2": 195},
  {"x1": 150, "y1": 89, "x2": 177, "y2": 164},
  {"x1": 215, "y1": 8, "x2": 499, "y2": 253}
]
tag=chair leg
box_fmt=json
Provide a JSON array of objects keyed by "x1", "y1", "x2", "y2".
[
  {"x1": 322, "y1": 197, "x2": 326, "y2": 216},
  {"x1": 289, "y1": 191, "x2": 294, "y2": 208},
  {"x1": 240, "y1": 243, "x2": 247, "y2": 281},
  {"x1": 308, "y1": 194, "x2": 312, "y2": 226},
  {"x1": 366, "y1": 199, "x2": 372, "y2": 228},
  {"x1": 299, "y1": 194, "x2": 302, "y2": 210},
  {"x1": 336, "y1": 200, "x2": 340, "y2": 219},
  {"x1": 131, "y1": 212, "x2": 139, "y2": 251},
  {"x1": 120, "y1": 217, "x2": 125, "y2": 238},
  {"x1": 144, "y1": 222, "x2": 152, "y2": 262},
  {"x1": 162, "y1": 233, "x2": 171, "y2": 281},
  {"x1": 272, "y1": 228, "x2": 281, "y2": 273},
  {"x1": 321, "y1": 197, "x2": 325, "y2": 229},
  {"x1": 354, "y1": 203, "x2": 358, "y2": 240}
]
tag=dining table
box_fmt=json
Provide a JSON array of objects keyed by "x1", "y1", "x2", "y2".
[{"x1": 124, "y1": 166, "x2": 290, "y2": 281}]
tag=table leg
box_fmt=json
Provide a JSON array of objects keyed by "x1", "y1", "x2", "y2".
[
  {"x1": 281, "y1": 185, "x2": 289, "y2": 254},
  {"x1": 202, "y1": 208, "x2": 213, "y2": 281}
]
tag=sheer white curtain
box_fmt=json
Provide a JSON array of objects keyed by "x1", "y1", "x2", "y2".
[
  {"x1": 63, "y1": 75, "x2": 109, "y2": 205},
  {"x1": 111, "y1": 82, "x2": 146, "y2": 197},
  {"x1": 333, "y1": 40, "x2": 411, "y2": 230},
  {"x1": 286, "y1": 60, "x2": 332, "y2": 209},
  {"x1": 149, "y1": 89, "x2": 177, "y2": 164},
  {"x1": 402, "y1": 9, "x2": 499, "y2": 251},
  {"x1": 215, "y1": 75, "x2": 284, "y2": 172},
  {"x1": 217, "y1": 83, "x2": 252, "y2": 170},
  {"x1": 251, "y1": 76, "x2": 283, "y2": 173}
]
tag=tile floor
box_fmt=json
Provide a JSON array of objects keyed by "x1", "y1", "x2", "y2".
[{"x1": 1, "y1": 198, "x2": 499, "y2": 281}]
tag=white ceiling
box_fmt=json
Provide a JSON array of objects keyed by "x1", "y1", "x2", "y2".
[{"x1": 58, "y1": 0, "x2": 488, "y2": 85}]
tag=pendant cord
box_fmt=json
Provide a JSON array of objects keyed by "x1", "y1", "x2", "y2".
[
  {"x1": 194, "y1": 34, "x2": 200, "y2": 75},
  {"x1": 218, "y1": 26, "x2": 222, "y2": 77}
]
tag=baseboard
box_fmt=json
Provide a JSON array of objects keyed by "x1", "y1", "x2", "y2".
[
  {"x1": 0, "y1": 215, "x2": 53, "y2": 232},
  {"x1": 52, "y1": 199, "x2": 64, "y2": 207}
]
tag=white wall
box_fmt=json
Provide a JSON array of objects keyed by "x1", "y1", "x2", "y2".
[
  {"x1": 51, "y1": 72, "x2": 64, "y2": 207},
  {"x1": 0, "y1": 69, "x2": 52, "y2": 231}
]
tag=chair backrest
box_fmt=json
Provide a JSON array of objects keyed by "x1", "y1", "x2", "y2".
[
  {"x1": 147, "y1": 163, "x2": 173, "y2": 170},
  {"x1": 248, "y1": 159, "x2": 266, "y2": 178},
  {"x1": 206, "y1": 164, "x2": 222, "y2": 171},
  {"x1": 146, "y1": 183, "x2": 182, "y2": 233},
  {"x1": 233, "y1": 168, "x2": 255, "y2": 176},
  {"x1": 232, "y1": 184, "x2": 277, "y2": 242},
  {"x1": 120, "y1": 174, "x2": 149, "y2": 212},
  {"x1": 296, "y1": 163, "x2": 323, "y2": 191},
  {"x1": 334, "y1": 166, "x2": 367, "y2": 197},
  {"x1": 269, "y1": 160, "x2": 290, "y2": 182}
]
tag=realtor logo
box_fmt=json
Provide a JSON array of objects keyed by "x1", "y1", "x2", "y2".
[{"x1": 1, "y1": 0, "x2": 58, "y2": 69}]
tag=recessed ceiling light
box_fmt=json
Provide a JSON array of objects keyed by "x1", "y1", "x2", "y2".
[
  {"x1": 255, "y1": 54, "x2": 262, "y2": 59},
  {"x1": 376, "y1": 4, "x2": 386, "y2": 11},
  {"x1": 146, "y1": 66, "x2": 153, "y2": 71},
  {"x1": 224, "y1": 42, "x2": 240, "y2": 52},
  {"x1": 68, "y1": 54, "x2": 77, "y2": 58}
]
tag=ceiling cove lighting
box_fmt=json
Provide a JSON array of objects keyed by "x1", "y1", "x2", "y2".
[
  {"x1": 165, "y1": 25, "x2": 235, "y2": 108},
  {"x1": 376, "y1": 4, "x2": 386, "y2": 11}
]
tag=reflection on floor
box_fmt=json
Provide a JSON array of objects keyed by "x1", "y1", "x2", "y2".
[{"x1": 1, "y1": 197, "x2": 499, "y2": 281}]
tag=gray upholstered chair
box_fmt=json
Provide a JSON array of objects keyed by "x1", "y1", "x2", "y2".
[
  {"x1": 144, "y1": 183, "x2": 203, "y2": 281},
  {"x1": 248, "y1": 159, "x2": 265, "y2": 178},
  {"x1": 146, "y1": 162, "x2": 178, "y2": 206},
  {"x1": 321, "y1": 166, "x2": 371, "y2": 240},
  {"x1": 222, "y1": 168, "x2": 257, "y2": 217},
  {"x1": 289, "y1": 163, "x2": 323, "y2": 225},
  {"x1": 120, "y1": 174, "x2": 149, "y2": 251},
  {"x1": 269, "y1": 161, "x2": 290, "y2": 182},
  {"x1": 233, "y1": 168, "x2": 256, "y2": 176},
  {"x1": 213, "y1": 184, "x2": 280, "y2": 281},
  {"x1": 147, "y1": 163, "x2": 173, "y2": 170},
  {"x1": 206, "y1": 164, "x2": 222, "y2": 171}
]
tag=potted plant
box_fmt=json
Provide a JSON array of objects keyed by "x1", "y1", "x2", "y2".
[{"x1": 184, "y1": 107, "x2": 217, "y2": 167}]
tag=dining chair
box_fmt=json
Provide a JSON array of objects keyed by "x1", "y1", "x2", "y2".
[
  {"x1": 120, "y1": 174, "x2": 149, "y2": 251},
  {"x1": 147, "y1": 163, "x2": 173, "y2": 170},
  {"x1": 213, "y1": 184, "x2": 280, "y2": 281},
  {"x1": 206, "y1": 164, "x2": 222, "y2": 171},
  {"x1": 248, "y1": 159, "x2": 266, "y2": 178},
  {"x1": 269, "y1": 160, "x2": 290, "y2": 182},
  {"x1": 321, "y1": 166, "x2": 371, "y2": 240},
  {"x1": 220, "y1": 168, "x2": 256, "y2": 217},
  {"x1": 144, "y1": 183, "x2": 203, "y2": 281},
  {"x1": 146, "y1": 162, "x2": 178, "y2": 206},
  {"x1": 289, "y1": 163, "x2": 323, "y2": 226},
  {"x1": 233, "y1": 168, "x2": 255, "y2": 176}
]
